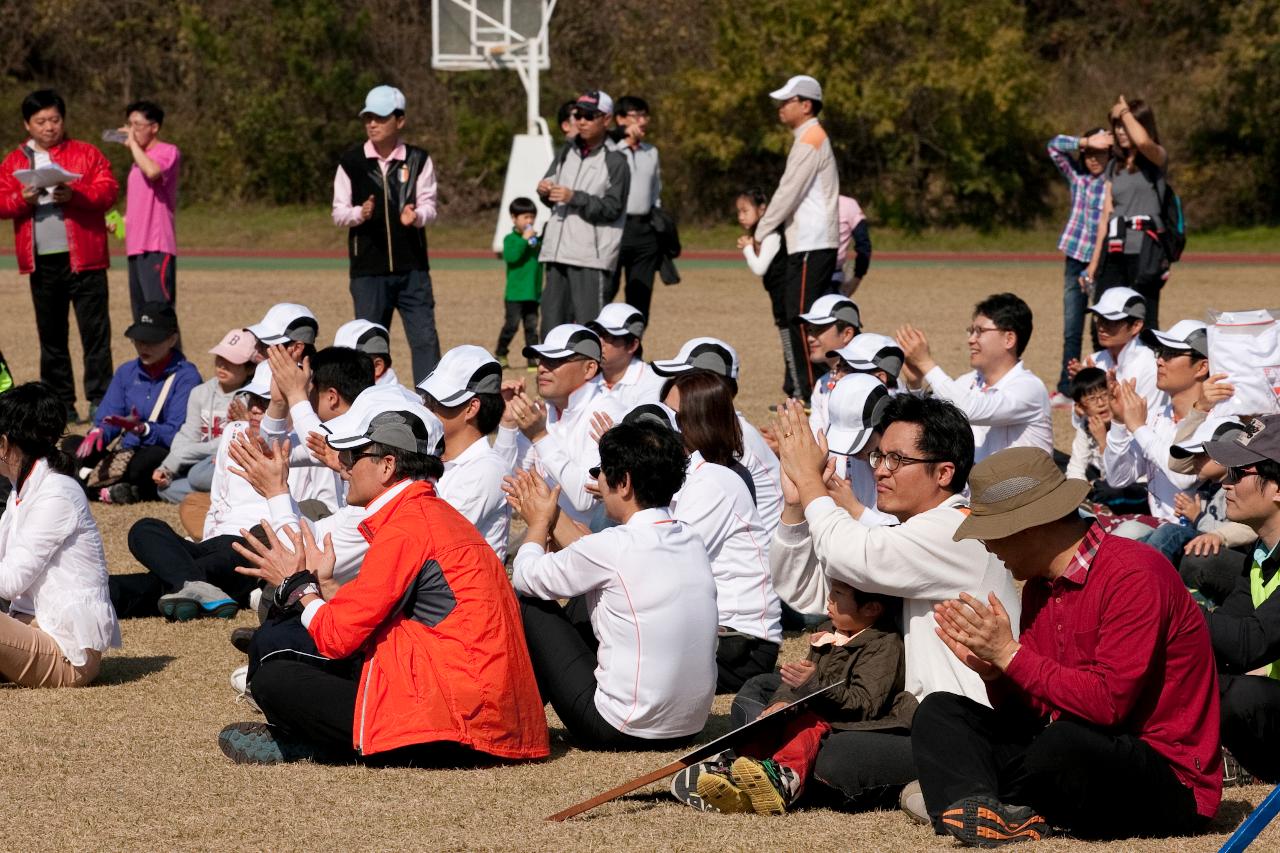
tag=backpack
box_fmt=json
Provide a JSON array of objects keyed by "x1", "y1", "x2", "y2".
[{"x1": 1156, "y1": 175, "x2": 1186, "y2": 263}]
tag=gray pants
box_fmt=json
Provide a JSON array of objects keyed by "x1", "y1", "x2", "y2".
[{"x1": 541, "y1": 263, "x2": 608, "y2": 338}]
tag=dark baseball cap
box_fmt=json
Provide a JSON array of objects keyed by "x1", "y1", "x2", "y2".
[
  {"x1": 1206, "y1": 415, "x2": 1280, "y2": 468},
  {"x1": 125, "y1": 302, "x2": 179, "y2": 343}
]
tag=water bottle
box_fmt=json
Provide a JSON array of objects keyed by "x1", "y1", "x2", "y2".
[{"x1": 101, "y1": 129, "x2": 128, "y2": 145}]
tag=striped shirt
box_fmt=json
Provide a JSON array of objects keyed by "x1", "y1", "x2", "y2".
[{"x1": 1047, "y1": 135, "x2": 1107, "y2": 263}]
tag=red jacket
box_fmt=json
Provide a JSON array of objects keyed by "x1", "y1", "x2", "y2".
[
  {"x1": 306, "y1": 479, "x2": 549, "y2": 760},
  {"x1": 0, "y1": 138, "x2": 118, "y2": 274}
]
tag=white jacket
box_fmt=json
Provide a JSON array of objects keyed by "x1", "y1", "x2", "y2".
[
  {"x1": 0, "y1": 460, "x2": 120, "y2": 665},
  {"x1": 754, "y1": 119, "x2": 840, "y2": 253}
]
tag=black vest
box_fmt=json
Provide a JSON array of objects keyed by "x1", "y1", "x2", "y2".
[{"x1": 338, "y1": 143, "x2": 431, "y2": 277}]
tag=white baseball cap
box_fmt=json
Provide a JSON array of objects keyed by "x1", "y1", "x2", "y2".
[
  {"x1": 524, "y1": 324, "x2": 603, "y2": 362},
  {"x1": 1088, "y1": 287, "x2": 1147, "y2": 322},
  {"x1": 825, "y1": 374, "x2": 892, "y2": 456},
  {"x1": 417, "y1": 345, "x2": 503, "y2": 406},
  {"x1": 333, "y1": 319, "x2": 390, "y2": 356},
  {"x1": 1145, "y1": 319, "x2": 1209, "y2": 359},
  {"x1": 324, "y1": 385, "x2": 443, "y2": 455},
  {"x1": 621, "y1": 401, "x2": 680, "y2": 433},
  {"x1": 573, "y1": 90, "x2": 614, "y2": 116},
  {"x1": 589, "y1": 302, "x2": 647, "y2": 338},
  {"x1": 651, "y1": 337, "x2": 740, "y2": 380},
  {"x1": 246, "y1": 303, "x2": 319, "y2": 346},
  {"x1": 239, "y1": 361, "x2": 273, "y2": 398},
  {"x1": 1170, "y1": 416, "x2": 1246, "y2": 460},
  {"x1": 359, "y1": 85, "x2": 406, "y2": 118},
  {"x1": 828, "y1": 332, "x2": 904, "y2": 380},
  {"x1": 769, "y1": 75, "x2": 823, "y2": 102},
  {"x1": 797, "y1": 294, "x2": 861, "y2": 328}
]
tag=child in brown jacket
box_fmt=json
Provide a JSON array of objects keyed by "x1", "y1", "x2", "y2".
[{"x1": 684, "y1": 578, "x2": 916, "y2": 815}]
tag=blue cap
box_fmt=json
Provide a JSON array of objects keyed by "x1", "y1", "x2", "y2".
[{"x1": 359, "y1": 85, "x2": 406, "y2": 118}]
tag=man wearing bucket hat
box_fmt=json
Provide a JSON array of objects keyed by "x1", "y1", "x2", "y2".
[
  {"x1": 913, "y1": 447, "x2": 1220, "y2": 844},
  {"x1": 218, "y1": 391, "x2": 548, "y2": 766},
  {"x1": 1103, "y1": 318, "x2": 1207, "y2": 524},
  {"x1": 495, "y1": 323, "x2": 627, "y2": 524},
  {"x1": 754, "y1": 74, "x2": 840, "y2": 404},
  {"x1": 537, "y1": 90, "x2": 631, "y2": 332},
  {"x1": 1200, "y1": 414, "x2": 1280, "y2": 784},
  {"x1": 419, "y1": 345, "x2": 511, "y2": 559},
  {"x1": 332, "y1": 85, "x2": 441, "y2": 384}
]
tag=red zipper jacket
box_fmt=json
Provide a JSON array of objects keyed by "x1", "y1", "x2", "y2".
[
  {"x1": 306, "y1": 479, "x2": 550, "y2": 760},
  {"x1": 0, "y1": 137, "x2": 118, "y2": 274}
]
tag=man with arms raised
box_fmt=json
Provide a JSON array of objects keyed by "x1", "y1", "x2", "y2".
[
  {"x1": 913, "y1": 447, "x2": 1219, "y2": 844},
  {"x1": 768, "y1": 395, "x2": 1018, "y2": 808},
  {"x1": 897, "y1": 292, "x2": 1052, "y2": 462}
]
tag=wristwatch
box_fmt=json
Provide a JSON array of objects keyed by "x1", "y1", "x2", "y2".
[{"x1": 274, "y1": 571, "x2": 320, "y2": 610}]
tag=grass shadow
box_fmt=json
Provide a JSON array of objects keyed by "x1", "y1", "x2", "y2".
[
  {"x1": 94, "y1": 654, "x2": 176, "y2": 685},
  {"x1": 1207, "y1": 797, "x2": 1261, "y2": 835}
]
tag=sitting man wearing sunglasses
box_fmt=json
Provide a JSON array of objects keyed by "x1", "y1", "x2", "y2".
[
  {"x1": 1201, "y1": 415, "x2": 1280, "y2": 785},
  {"x1": 770, "y1": 393, "x2": 1019, "y2": 815},
  {"x1": 536, "y1": 90, "x2": 630, "y2": 332}
]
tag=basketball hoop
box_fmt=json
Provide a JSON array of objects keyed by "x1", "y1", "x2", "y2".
[{"x1": 431, "y1": 0, "x2": 560, "y2": 252}]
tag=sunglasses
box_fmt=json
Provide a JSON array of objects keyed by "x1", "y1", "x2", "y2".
[
  {"x1": 571, "y1": 109, "x2": 602, "y2": 121},
  {"x1": 1225, "y1": 466, "x2": 1259, "y2": 485},
  {"x1": 1154, "y1": 345, "x2": 1193, "y2": 362},
  {"x1": 338, "y1": 449, "x2": 384, "y2": 469}
]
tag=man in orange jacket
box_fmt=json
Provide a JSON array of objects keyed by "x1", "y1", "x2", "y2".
[{"x1": 218, "y1": 393, "x2": 549, "y2": 765}]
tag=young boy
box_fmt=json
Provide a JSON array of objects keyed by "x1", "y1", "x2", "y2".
[
  {"x1": 496, "y1": 196, "x2": 542, "y2": 370},
  {"x1": 1065, "y1": 366, "x2": 1110, "y2": 483},
  {"x1": 796, "y1": 294, "x2": 860, "y2": 424},
  {"x1": 677, "y1": 578, "x2": 913, "y2": 815}
]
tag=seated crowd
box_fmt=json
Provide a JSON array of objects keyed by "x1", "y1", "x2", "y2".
[{"x1": 4, "y1": 285, "x2": 1280, "y2": 849}]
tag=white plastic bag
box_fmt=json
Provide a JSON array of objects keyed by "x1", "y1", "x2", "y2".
[{"x1": 1207, "y1": 309, "x2": 1280, "y2": 417}]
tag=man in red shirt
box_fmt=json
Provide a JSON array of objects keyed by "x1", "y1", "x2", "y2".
[
  {"x1": 912, "y1": 447, "x2": 1220, "y2": 845},
  {"x1": 0, "y1": 89, "x2": 118, "y2": 423}
]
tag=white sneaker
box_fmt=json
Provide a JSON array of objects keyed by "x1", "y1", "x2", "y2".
[
  {"x1": 230, "y1": 664, "x2": 261, "y2": 713},
  {"x1": 1049, "y1": 391, "x2": 1073, "y2": 410},
  {"x1": 899, "y1": 779, "x2": 931, "y2": 825}
]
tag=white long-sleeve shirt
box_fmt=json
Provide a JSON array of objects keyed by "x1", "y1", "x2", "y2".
[
  {"x1": 740, "y1": 415, "x2": 783, "y2": 535},
  {"x1": 771, "y1": 493, "x2": 1020, "y2": 705},
  {"x1": 1066, "y1": 426, "x2": 1106, "y2": 482},
  {"x1": 437, "y1": 437, "x2": 512, "y2": 561},
  {"x1": 671, "y1": 452, "x2": 782, "y2": 644},
  {"x1": 923, "y1": 361, "x2": 1054, "y2": 462},
  {"x1": 1103, "y1": 408, "x2": 1198, "y2": 522},
  {"x1": 512, "y1": 507, "x2": 718, "y2": 739},
  {"x1": 743, "y1": 232, "x2": 782, "y2": 276},
  {"x1": 261, "y1": 401, "x2": 345, "y2": 512},
  {"x1": 1092, "y1": 338, "x2": 1167, "y2": 415},
  {"x1": 599, "y1": 358, "x2": 666, "y2": 410},
  {"x1": 494, "y1": 379, "x2": 628, "y2": 523},
  {"x1": 0, "y1": 459, "x2": 120, "y2": 666},
  {"x1": 753, "y1": 118, "x2": 840, "y2": 253}
]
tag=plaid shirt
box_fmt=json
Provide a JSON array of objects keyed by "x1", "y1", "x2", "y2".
[
  {"x1": 1063, "y1": 519, "x2": 1106, "y2": 583},
  {"x1": 1048, "y1": 135, "x2": 1107, "y2": 263}
]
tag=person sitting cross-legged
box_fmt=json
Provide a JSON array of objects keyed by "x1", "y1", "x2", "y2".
[
  {"x1": 507, "y1": 420, "x2": 719, "y2": 750},
  {"x1": 679, "y1": 579, "x2": 915, "y2": 816},
  {"x1": 218, "y1": 395, "x2": 548, "y2": 765},
  {"x1": 912, "y1": 447, "x2": 1221, "y2": 845}
]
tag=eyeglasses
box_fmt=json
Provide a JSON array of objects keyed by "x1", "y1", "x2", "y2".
[
  {"x1": 571, "y1": 110, "x2": 602, "y2": 121},
  {"x1": 1078, "y1": 390, "x2": 1110, "y2": 406},
  {"x1": 1154, "y1": 346, "x2": 1192, "y2": 362},
  {"x1": 868, "y1": 449, "x2": 943, "y2": 472},
  {"x1": 1225, "y1": 466, "x2": 1259, "y2": 485},
  {"x1": 965, "y1": 325, "x2": 1002, "y2": 338},
  {"x1": 338, "y1": 449, "x2": 384, "y2": 469},
  {"x1": 589, "y1": 466, "x2": 601, "y2": 479}
]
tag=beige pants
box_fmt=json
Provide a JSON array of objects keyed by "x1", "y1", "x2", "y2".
[{"x1": 0, "y1": 611, "x2": 100, "y2": 688}]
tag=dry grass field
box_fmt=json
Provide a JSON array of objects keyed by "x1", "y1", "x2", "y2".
[{"x1": 1, "y1": 257, "x2": 1278, "y2": 851}]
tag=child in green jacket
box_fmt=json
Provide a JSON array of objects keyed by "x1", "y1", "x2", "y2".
[{"x1": 496, "y1": 197, "x2": 542, "y2": 369}]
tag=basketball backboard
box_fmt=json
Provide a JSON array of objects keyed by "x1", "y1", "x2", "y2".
[{"x1": 432, "y1": 0, "x2": 552, "y2": 71}]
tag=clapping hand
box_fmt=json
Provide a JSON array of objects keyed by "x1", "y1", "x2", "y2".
[
  {"x1": 547, "y1": 185, "x2": 574, "y2": 204},
  {"x1": 502, "y1": 470, "x2": 561, "y2": 543},
  {"x1": 266, "y1": 345, "x2": 311, "y2": 406},
  {"x1": 1113, "y1": 378, "x2": 1148, "y2": 432},
  {"x1": 305, "y1": 431, "x2": 342, "y2": 472},
  {"x1": 1174, "y1": 491, "x2": 1201, "y2": 521},
  {"x1": 771, "y1": 400, "x2": 830, "y2": 503},
  {"x1": 102, "y1": 408, "x2": 147, "y2": 435},
  {"x1": 508, "y1": 392, "x2": 549, "y2": 442},
  {"x1": 588, "y1": 411, "x2": 615, "y2": 444},
  {"x1": 895, "y1": 324, "x2": 936, "y2": 375},
  {"x1": 934, "y1": 592, "x2": 1019, "y2": 681},
  {"x1": 227, "y1": 432, "x2": 290, "y2": 499}
]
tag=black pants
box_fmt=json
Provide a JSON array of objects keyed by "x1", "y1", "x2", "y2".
[
  {"x1": 606, "y1": 216, "x2": 661, "y2": 317},
  {"x1": 496, "y1": 300, "x2": 539, "y2": 357},
  {"x1": 518, "y1": 595, "x2": 695, "y2": 751},
  {"x1": 29, "y1": 253, "x2": 113, "y2": 410},
  {"x1": 112, "y1": 518, "x2": 252, "y2": 617},
  {"x1": 1095, "y1": 250, "x2": 1164, "y2": 331},
  {"x1": 1179, "y1": 549, "x2": 1247, "y2": 607},
  {"x1": 1220, "y1": 674, "x2": 1280, "y2": 783},
  {"x1": 540, "y1": 264, "x2": 609, "y2": 336},
  {"x1": 912, "y1": 691, "x2": 1202, "y2": 839},
  {"x1": 350, "y1": 268, "x2": 441, "y2": 383},
  {"x1": 127, "y1": 251, "x2": 177, "y2": 317},
  {"x1": 247, "y1": 610, "x2": 320, "y2": 682},
  {"x1": 781, "y1": 249, "x2": 837, "y2": 402},
  {"x1": 731, "y1": 671, "x2": 914, "y2": 807},
  {"x1": 716, "y1": 631, "x2": 780, "y2": 694}
]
